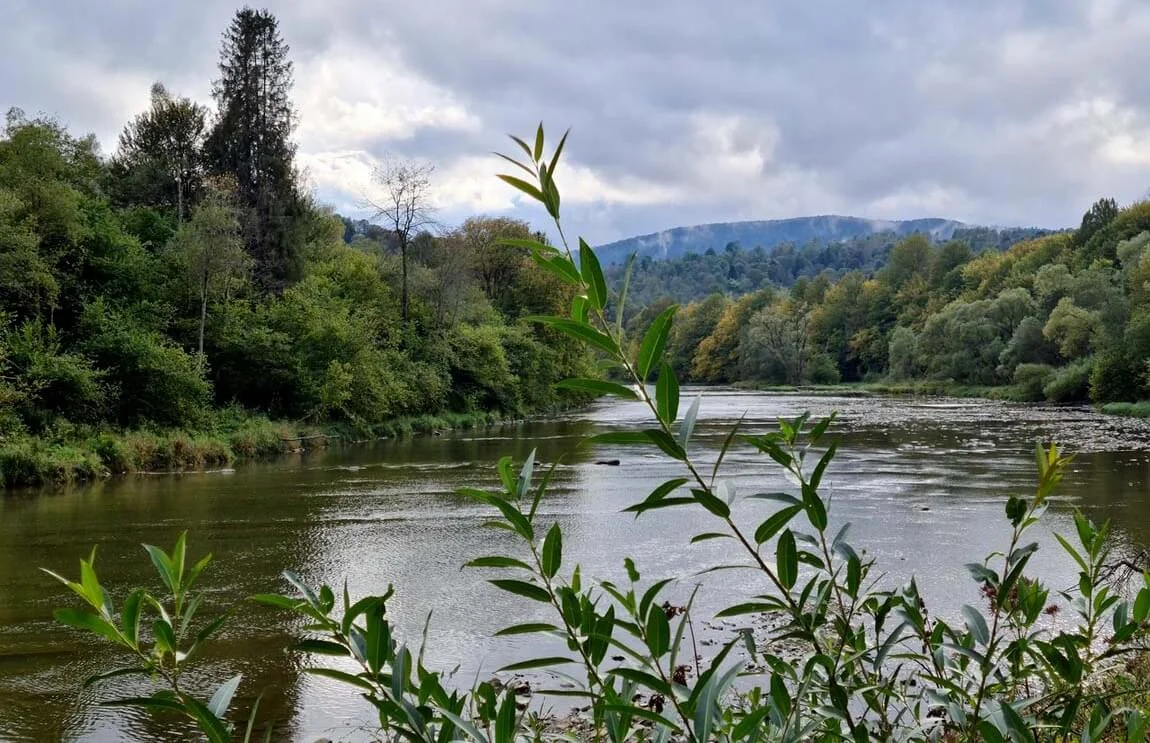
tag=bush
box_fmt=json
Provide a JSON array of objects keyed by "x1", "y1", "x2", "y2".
[
  {"x1": 1089, "y1": 351, "x2": 1145, "y2": 403},
  {"x1": 80, "y1": 301, "x2": 212, "y2": 428},
  {"x1": 1012, "y1": 363, "x2": 1055, "y2": 402},
  {"x1": 0, "y1": 438, "x2": 104, "y2": 487},
  {"x1": 1043, "y1": 357, "x2": 1094, "y2": 402}
]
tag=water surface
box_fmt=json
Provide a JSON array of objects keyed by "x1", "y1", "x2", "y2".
[{"x1": 2, "y1": 390, "x2": 1150, "y2": 741}]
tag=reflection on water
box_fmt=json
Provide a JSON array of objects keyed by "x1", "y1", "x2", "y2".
[{"x1": 2, "y1": 392, "x2": 1150, "y2": 741}]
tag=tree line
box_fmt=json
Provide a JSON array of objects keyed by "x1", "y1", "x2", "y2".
[
  {"x1": 627, "y1": 197, "x2": 1150, "y2": 404},
  {"x1": 605, "y1": 226, "x2": 1050, "y2": 308},
  {"x1": 0, "y1": 8, "x2": 590, "y2": 446}
]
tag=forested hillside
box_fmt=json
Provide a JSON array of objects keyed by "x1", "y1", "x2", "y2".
[
  {"x1": 0, "y1": 9, "x2": 589, "y2": 485},
  {"x1": 607, "y1": 226, "x2": 1051, "y2": 306},
  {"x1": 630, "y1": 198, "x2": 1150, "y2": 405}
]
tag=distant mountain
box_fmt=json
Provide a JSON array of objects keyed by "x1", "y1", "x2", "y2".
[{"x1": 594, "y1": 215, "x2": 970, "y2": 266}]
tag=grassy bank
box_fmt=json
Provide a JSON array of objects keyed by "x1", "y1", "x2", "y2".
[
  {"x1": 0, "y1": 409, "x2": 516, "y2": 490},
  {"x1": 1099, "y1": 401, "x2": 1150, "y2": 418}
]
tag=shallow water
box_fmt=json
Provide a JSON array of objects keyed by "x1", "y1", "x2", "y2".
[{"x1": 2, "y1": 390, "x2": 1150, "y2": 741}]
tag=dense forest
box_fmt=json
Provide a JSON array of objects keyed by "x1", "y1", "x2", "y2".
[
  {"x1": 627, "y1": 197, "x2": 1150, "y2": 405},
  {"x1": 0, "y1": 9, "x2": 590, "y2": 484},
  {"x1": 607, "y1": 226, "x2": 1051, "y2": 307}
]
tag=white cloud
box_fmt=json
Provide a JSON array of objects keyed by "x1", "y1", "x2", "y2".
[{"x1": 294, "y1": 44, "x2": 480, "y2": 152}]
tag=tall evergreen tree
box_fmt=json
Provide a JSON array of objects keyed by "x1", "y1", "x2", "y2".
[
  {"x1": 205, "y1": 7, "x2": 300, "y2": 289},
  {"x1": 110, "y1": 83, "x2": 208, "y2": 221}
]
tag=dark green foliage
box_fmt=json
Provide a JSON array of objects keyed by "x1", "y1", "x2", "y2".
[
  {"x1": 1043, "y1": 357, "x2": 1094, "y2": 402},
  {"x1": 1089, "y1": 351, "x2": 1145, "y2": 403},
  {"x1": 205, "y1": 8, "x2": 302, "y2": 288},
  {"x1": 0, "y1": 16, "x2": 591, "y2": 471},
  {"x1": 1012, "y1": 363, "x2": 1056, "y2": 402},
  {"x1": 108, "y1": 83, "x2": 207, "y2": 221}
]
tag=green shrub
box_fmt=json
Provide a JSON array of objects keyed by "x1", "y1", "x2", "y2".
[
  {"x1": 0, "y1": 438, "x2": 104, "y2": 487},
  {"x1": 80, "y1": 300, "x2": 212, "y2": 428},
  {"x1": 1043, "y1": 357, "x2": 1094, "y2": 402},
  {"x1": 1012, "y1": 363, "x2": 1055, "y2": 402},
  {"x1": 1089, "y1": 351, "x2": 1145, "y2": 403}
]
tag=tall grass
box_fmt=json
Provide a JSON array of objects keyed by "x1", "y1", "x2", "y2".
[
  {"x1": 0, "y1": 410, "x2": 512, "y2": 489},
  {"x1": 1100, "y1": 401, "x2": 1150, "y2": 418}
]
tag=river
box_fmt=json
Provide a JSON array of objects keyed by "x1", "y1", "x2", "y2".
[{"x1": 2, "y1": 390, "x2": 1150, "y2": 741}]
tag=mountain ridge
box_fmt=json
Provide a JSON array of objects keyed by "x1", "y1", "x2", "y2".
[{"x1": 595, "y1": 214, "x2": 977, "y2": 265}]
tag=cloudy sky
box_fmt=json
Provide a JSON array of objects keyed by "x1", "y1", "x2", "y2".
[{"x1": 4, "y1": 0, "x2": 1150, "y2": 243}]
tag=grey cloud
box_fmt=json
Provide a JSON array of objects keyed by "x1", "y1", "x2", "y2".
[{"x1": 5, "y1": 0, "x2": 1150, "y2": 242}]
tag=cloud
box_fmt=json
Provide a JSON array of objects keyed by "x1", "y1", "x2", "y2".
[{"x1": 5, "y1": 0, "x2": 1150, "y2": 242}]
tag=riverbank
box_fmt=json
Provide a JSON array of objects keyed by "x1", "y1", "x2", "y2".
[
  {"x1": 738, "y1": 379, "x2": 1150, "y2": 420},
  {"x1": 0, "y1": 410, "x2": 514, "y2": 490},
  {"x1": 736, "y1": 380, "x2": 1028, "y2": 401}
]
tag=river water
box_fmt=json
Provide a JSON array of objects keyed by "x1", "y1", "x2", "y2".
[{"x1": 2, "y1": 390, "x2": 1150, "y2": 741}]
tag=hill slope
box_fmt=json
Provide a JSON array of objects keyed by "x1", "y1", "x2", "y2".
[{"x1": 595, "y1": 215, "x2": 968, "y2": 265}]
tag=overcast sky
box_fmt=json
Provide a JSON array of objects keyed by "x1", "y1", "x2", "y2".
[{"x1": 4, "y1": 0, "x2": 1150, "y2": 243}]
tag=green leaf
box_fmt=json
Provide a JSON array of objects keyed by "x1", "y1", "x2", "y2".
[
  {"x1": 776, "y1": 530, "x2": 798, "y2": 590},
  {"x1": 170, "y1": 531, "x2": 187, "y2": 590},
  {"x1": 623, "y1": 477, "x2": 689, "y2": 515},
  {"x1": 83, "y1": 666, "x2": 148, "y2": 689},
  {"x1": 153, "y1": 619, "x2": 176, "y2": 654},
  {"x1": 693, "y1": 659, "x2": 745, "y2": 743},
  {"x1": 998, "y1": 701, "x2": 1032, "y2": 743},
  {"x1": 579, "y1": 238, "x2": 608, "y2": 311},
  {"x1": 529, "y1": 251, "x2": 582, "y2": 285},
  {"x1": 637, "y1": 306, "x2": 677, "y2": 381},
  {"x1": 498, "y1": 237, "x2": 554, "y2": 252},
  {"x1": 304, "y1": 667, "x2": 376, "y2": 692},
  {"x1": 297, "y1": 639, "x2": 351, "y2": 656},
  {"x1": 54, "y1": 608, "x2": 124, "y2": 646},
  {"x1": 184, "y1": 696, "x2": 233, "y2": 743},
  {"x1": 711, "y1": 413, "x2": 745, "y2": 484},
  {"x1": 489, "y1": 579, "x2": 551, "y2": 603},
  {"x1": 810, "y1": 443, "x2": 836, "y2": 492},
  {"x1": 496, "y1": 690, "x2": 517, "y2": 743},
  {"x1": 555, "y1": 378, "x2": 638, "y2": 399},
  {"x1": 466, "y1": 556, "x2": 533, "y2": 571},
  {"x1": 497, "y1": 656, "x2": 576, "y2": 673},
  {"x1": 715, "y1": 602, "x2": 782, "y2": 617},
  {"x1": 495, "y1": 622, "x2": 559, "y2": 636},
  {"x1": 691, "y1": 532, "x2": 731, "y2": 544},
  {"x1": 208, "y1": 674, "x2": 243, "y2": 719},
  {"x1": 645, "y1": 605, "x2": 670, "y2": 657},
  {"x1": 656, "y1": 363, "x2": 680, "y2": 426},
  {"x1": 497, "y1": 173, "x2": 545, "y2": 203},
  {"x1": 590, "y1": 430, "x2": 686, "y2": 460},
  {"x1": 525, "y1": 316, "x2": 619, "y2": 355},
  {"x1": 802, "y1": 483, "x2": 828, "y2": 531},
  {"x1": 679, "y1": 394, "x2": 701, "y2": 449},
  {"x1": 121, "y1": 589, "x2": 144, "y2": 647},
  {"x1": 608, "y1": 668, "x2": 672, "y2": 696},
  {"x1": 542, "y1": 522, "x2": 562, "y2": 579},
  {"x1": 249, "y1": 594, "x2": 303, "y2": 611},
  {"x1": 101, "y1": 695, "x2": 186, "y2": 713},
  {"x1": 691, "y1": 488, "x2": 730, "y2": 518},
  {"x1": 1134, "y1": 588, "x2": 1150, "y2": 624},
  {"x1": 961, "y1": 605, "x2": 990, "y2": 646},
  {"x1": 755, "y1": 505, "x2": 803, "y2": 545},
  {"x1": 533, "y1": 122, "x2": 545, "y2": 162},
  {"x1": 143, "y1": 544, "x2": 176, "y2": 594}
]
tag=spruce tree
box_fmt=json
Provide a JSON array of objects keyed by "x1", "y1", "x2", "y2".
[{"x1": 205, "y1": 7, "x2": 300, "y2": 289}]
